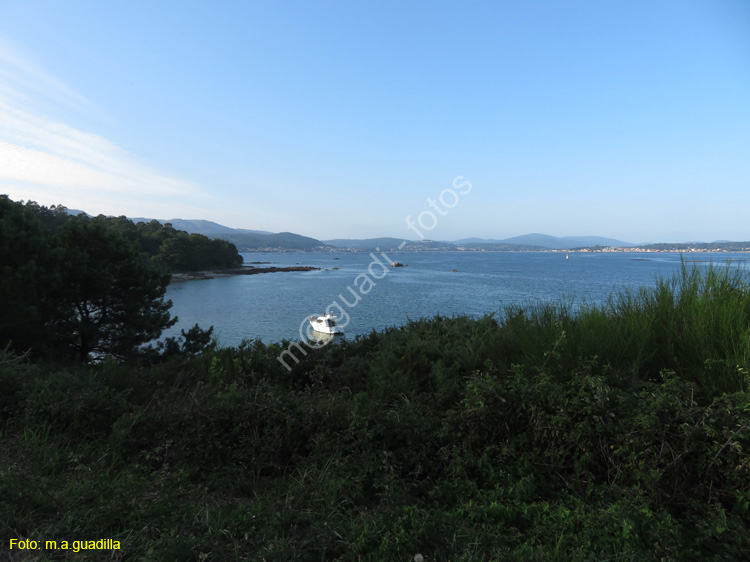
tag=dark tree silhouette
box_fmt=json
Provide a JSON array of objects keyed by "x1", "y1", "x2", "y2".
[
  {"x1": 52, "y1": 217, "x2": 176, "y2": 362},
  {"x1": 0, "y1": 195, "x2": 61, "y2": 354},
  {"x1": 1, "y1": 195, "x2": 235, "y2": 362}
]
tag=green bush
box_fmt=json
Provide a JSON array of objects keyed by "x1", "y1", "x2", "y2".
[{"x1": 2, "y1": 265, "x2": 749, "y2": 560}]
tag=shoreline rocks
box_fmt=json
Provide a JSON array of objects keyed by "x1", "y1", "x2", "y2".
[{"x1": 171, "y1": 266, "x2": 320, "y2": 281}]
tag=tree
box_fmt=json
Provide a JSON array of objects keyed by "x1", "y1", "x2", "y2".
[
  {"x1": 140, "y1": 323, "x2": 216, "y2": 362},
  {"x1": 0, "y1": 195, "x2": 61, "y2": 354},
  {"x1": 2, "y1": 196, "x2": 228, "y2": 362},
  {"x1": 52, "y1": 217, "x2": 176, "y2": 362},
  {"x1": 23, "y1": 200, "x2": 72, "y2": 232}
]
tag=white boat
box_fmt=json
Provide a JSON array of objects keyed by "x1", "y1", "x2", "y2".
[{"x1": 309, "y1": 313, "x2": 344, "y2": 335}]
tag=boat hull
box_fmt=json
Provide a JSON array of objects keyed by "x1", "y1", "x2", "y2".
[{"x1": 309, "y1": 319, "x2": 343, "y2": 335}]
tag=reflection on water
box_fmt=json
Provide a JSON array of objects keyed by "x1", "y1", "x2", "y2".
[{"x1": 305, "y1": 330, "x2": 337, "y2": 347}]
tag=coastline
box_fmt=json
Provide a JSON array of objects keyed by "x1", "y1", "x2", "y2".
[{"x1": 171, "y1": 265, "x2": 320, "y2": 282}]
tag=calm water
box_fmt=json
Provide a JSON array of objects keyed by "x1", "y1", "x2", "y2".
[{"x1": 163, "y1": 252, "x2": 748, "y2": 347}]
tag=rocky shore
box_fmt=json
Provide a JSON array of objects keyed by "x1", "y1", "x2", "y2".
[{"x1": 171, "y1": 265, "x2": 320, "y2": 281}]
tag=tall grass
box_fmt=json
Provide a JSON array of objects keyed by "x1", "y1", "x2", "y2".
[{"x1": 497, "y1": 262, "x2": 750, "y2": 397}]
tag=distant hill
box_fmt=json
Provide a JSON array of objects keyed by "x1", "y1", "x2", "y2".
[
  {"x1": 218, "y1": 232, "x2": 330, "y2": 251},
  {"x1": 452, "y1": 234, "x2": 636, "y2": 249},
  {"x1": 500, "y1": 233, "x2": 635, "y2": 249},
  {"x1": 324, "y1": 238, "x2": 457, "y2": 250},
  {"x1": 458, "y1": 242, "x2": 547, "y2": 251},
  {"x1": 127, "y1": 218, "x2": 326, "y2": 250},
  {"x1": 66, "y1": 208, "x2": 90, "y2": 217},
  {"x1": 325, "y1": 237, "x2": 405, "y2": 250},
  {"x1": 63, "y1": 210, "x2": 655, "y2": 252},
  {"x1": 130, "y1": 218, "x2": 272, "y2": 236},
  {"x1": 451, "y1": 237, "x2": 506, "y2": 244}
]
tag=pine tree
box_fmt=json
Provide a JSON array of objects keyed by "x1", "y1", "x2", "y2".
[{"x1": 52, "y1": 217, "x2": 176, "y2": 361}]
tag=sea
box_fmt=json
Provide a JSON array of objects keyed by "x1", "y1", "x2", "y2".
[{"x1": 162, "y1": 251, "x2": 748, "y2": 347}]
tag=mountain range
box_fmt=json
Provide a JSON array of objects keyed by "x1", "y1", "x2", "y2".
[
  {"x1": 453, "y1": 234, "x2": 638, "y2": 249},
  {"x1": 129, "y1": 217, "x2": 326, "y2": 249},
  {"x1": 120, "y1": 218, "x2": 639, "y2": 251},
  {"x1": 129, "y1": 217, "x2": 272, "y2": 236},
  {"x1": 68, "y1": 212, "x2": 745, "y2": 252},
  {"x1": 70, "y1": 213, "x2": 325, "y2": 251}
]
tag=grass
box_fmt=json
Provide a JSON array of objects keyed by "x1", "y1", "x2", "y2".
[{"x1": 497, "y1": 262, "x2": 750, "y2": 396}]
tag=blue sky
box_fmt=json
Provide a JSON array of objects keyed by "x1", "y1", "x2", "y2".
[{"x1": 0, "y1": 0, "x2": 748, "y2": 242}]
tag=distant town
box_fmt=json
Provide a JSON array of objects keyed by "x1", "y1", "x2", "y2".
[
  {"x1": 330, "y1": 243, "x2": 750, "y2": 254},
  {"x1": 459, "y1": 243, "x2": 750, "y2": 254},
  {"x1": 238, "y1": 239, "x2": 750, "y2": 254},
  {"x1": 556, "y1": 245, "x2": 750, "y2": 254}
]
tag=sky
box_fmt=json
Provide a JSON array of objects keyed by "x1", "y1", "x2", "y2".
[{"x1": 0, "y1": 0, "x2": 748, "y2": 243}]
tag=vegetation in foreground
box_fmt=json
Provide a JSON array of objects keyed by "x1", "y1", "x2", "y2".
[{"x1": 2, "y1": 265, "x2": 750, "y2": 561}]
